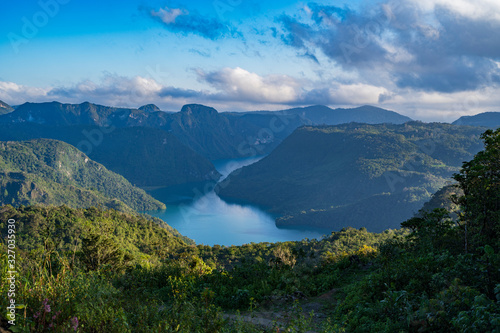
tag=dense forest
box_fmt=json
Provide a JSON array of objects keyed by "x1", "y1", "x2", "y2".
[
  {"x1": 217, "y1": 122, "x2": 485, "y2": 231},
  {"x1": 0, "y1": 139, "x2": 165, "y2": 212},
  {"x1": 1, "y1": 129, "x2": 500, "y2": 332}
]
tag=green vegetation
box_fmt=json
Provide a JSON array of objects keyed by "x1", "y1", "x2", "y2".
[
  {"x1": 0, "y1": 203, "x2": 404, "y2": 332},
  {"x1": 0, "y1": 139, "x2": 165, "y2": 211},
  {"x1": 1, "y1": 126, "x2": 500, "y2": 332},
  {"x1": 0, "y1": 124, "x2": 221, "y2": 187},
  {"x1": 217, "y1": 122, "x2": 484, "y2": 231}
]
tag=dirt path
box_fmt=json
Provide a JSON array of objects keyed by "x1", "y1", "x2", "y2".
[{"x1": 223, "y1": 288, "x2": 340, "y2": 332}]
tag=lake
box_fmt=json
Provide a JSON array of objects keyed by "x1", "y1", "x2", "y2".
[{"x1": 146, "y1": 156, "x2": 330, "y2": 246}]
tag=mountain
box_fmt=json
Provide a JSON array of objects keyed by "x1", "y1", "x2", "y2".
[
  {"x1": 0, "y1": 101, "x2": 139, "y2": 126},
  {"x1": 216, "y1": 122, "x2": 484, "y2": 231},
  {"x1": 0, "y1": 102, "x2": 412, "y2": 160},
  {"x1": 0, "y1": 102, "x2": 269, "y2": 159},
  {"x1": 224, "y1": 104, "x2": 412, "y2": 146},
  {"x1": 109, "y1": 103, "x2": 270, "y2": 159},
  {"x1": 0, "y1": 123, "x2": 221, "y2": 187},
  {"x1": 0, "y1": 100, "x2": 14, "y2": 115},
  {"x1": 452, "y1": 111, "x2": 500, "y2": 128},
  {"x1": 138, "y1": 104, "x2": 161, "y2": 112},
  {"x1": 275, "y1": 105, "x2": 412, "y2": 125},
  {"x1": 0, "y1": 139, "x2": 165, "y2": 211}
]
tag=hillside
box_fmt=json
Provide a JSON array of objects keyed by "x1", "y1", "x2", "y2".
[
  {"x1": 278, "y1": 104, "x2": 412, "y2": 125},
  {"x1": 216, "y1": 122, "x2": 484, "y2": 231},
  {"x1": 452, "y1": 111, "x2": 500, "y2": 128},
  {"x1": 0, "y1": 100, "x2": 14, "y2": 115},
  {"x1": 416, "y1": 184, "x2": 462, "y2": 219},
  {"x1": 0, "y1": 123, "x2": 220, "y2": 187},
  {"x1": 0, "y1": 139, "x2": 165, "y2": 211}
]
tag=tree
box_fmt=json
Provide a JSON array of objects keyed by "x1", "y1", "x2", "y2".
[
  {"x1": 79, "y1": 233, "x2": 132, "y2": 271},
  {"x1": 454, "y1": 129, "x2": 500, "y2": 251}
]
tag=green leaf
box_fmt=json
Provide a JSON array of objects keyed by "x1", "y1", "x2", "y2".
[{"x1": 484, "y1": 245, "x2": 494, "y2": 256}]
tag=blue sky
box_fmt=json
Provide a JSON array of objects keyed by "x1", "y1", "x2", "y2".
[{"x1": 0, "y1": 0, "x2": 499, "y2": 121}]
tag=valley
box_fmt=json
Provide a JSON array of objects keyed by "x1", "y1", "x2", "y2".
[
  {"x1": 2, "y1": 2, "x2": 500, "y2": 330},
  {"x1": 1, "y1": 99, "x2": 500, "y2": 332}
]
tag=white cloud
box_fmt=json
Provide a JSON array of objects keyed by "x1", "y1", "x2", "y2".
[
  {"x1": 150, "y1": 7, "x2": 186, "y2": 24},
  {"x1": 0, "y1": 81, "x2": 50, "y2": 105},
  {"x1": 1, "y1": 69, "x2": 499, "y2": 123},
  {"x1": 380, "y1": 87, "x2": 500, "y2": 122},
  {"x1": 199, "y1": 67, "x2": 302, "y2": 103},
  {"x1": 409, "y1": 0, "x2": 500, "y2": 21},
  {"x1": 328, "y1": 84, "x2": 389, "y2": 105}
]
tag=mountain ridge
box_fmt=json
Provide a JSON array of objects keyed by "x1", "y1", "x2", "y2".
[
  {"x1": 0, "y1": 101, "x2": 413, "y2": 159},
  {"x1": 452, "y1": 111, "x2": 500, "y2": 127}
]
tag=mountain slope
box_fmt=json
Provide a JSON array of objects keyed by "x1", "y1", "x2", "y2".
[
  {"x1": 0, "y1": 139, "x2": 165, "y2": 211},
  {"x1": 0, "y1": 123, "x2": 221, "y2": 187},
  {"x1": 416, "y1": 184, "x2": 462, "y2": 219},
  {"x1": 0, "y1": 101, "x2": 138, "y2": 126},
  {"x1": 452, "y1": 111, "x2": 500, "y2": 128},
  {"x1": 278, "y1": 105, "x2": 412, "y2": 125},
  {"x1": 0, "y1": 100, "x2": 14, "y2": 115},
  {"x1": 216, "y1": 122, "x2": 484, "y2": 231}
]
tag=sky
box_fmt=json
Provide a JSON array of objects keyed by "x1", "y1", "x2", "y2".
[{"x1": 0, "y1": 0, "x2": 499, "y2": 122}]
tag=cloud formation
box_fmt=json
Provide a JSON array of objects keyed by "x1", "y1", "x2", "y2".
[
  {"x1": 277, "y1": 0, "x2": 500, "y2": 93},
  {"x1": 1, "y1": 66, "x2": 499, "y2": 122},
  {"x1": 149, "y1": 6, "x2": 235, "y2": 40},
  {"x1": 197, "y1": 67, "x2": 302, "y2": 103}
]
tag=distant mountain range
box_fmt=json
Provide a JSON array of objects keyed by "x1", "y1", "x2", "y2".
[
  {"x1": 452, "y1": 111, "x2": 500, "y2": 128},
  {"x1": 0, "y1": 139, "x2": 165, "y2": 211},
  {"x1": 0, "y1": 101, "x2": 413, "y2": 159},
  {"x1": 216, "y1": 122, "x2": 484, "y2": 231},
  {"x1": 0, "y1": 101, "x2": 415, "y2": 191},
  {"x1": 0, "y1": 100, "x2": 14, "y2": 115},
  {"x1": 230, "y1": 105, "x2": 412, "y2": 125}
]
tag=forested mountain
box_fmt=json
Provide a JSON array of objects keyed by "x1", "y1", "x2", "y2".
[
  {"x1": 0, "y1": 102, "x2": 267, "y2": 159},
  {"x1": 0, "y1": 139, "x2": 165, "y2": 211},
  {"x1": 0, "y1": 123, "x2": 220, "y2": 187},
  {"x1": 0, "y1": 101, "x2": 413, "y2": 160},
  {"x1": 234, "y1": 104, "x2": 412, "y2": 125},
  {"x1": 216, "y1": 122, "x2": 484, "y2": 231},
  {"x1": 452, "y1": 111, "x2": 500, "y2": 128},
  {"x1": 0, "y1": 100, "x2": 13, "y2": 115},
  {"x1": 0, "y1": 101, "x2": 134, "y2": 126}
]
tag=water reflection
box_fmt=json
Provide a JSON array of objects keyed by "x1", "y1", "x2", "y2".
[{"x1": 146, "y1": 156, "x2": 329, "y2": 246}]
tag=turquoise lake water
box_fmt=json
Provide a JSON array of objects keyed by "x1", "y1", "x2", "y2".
[{"x1": 146, "y1": 156, "x2": 330, "y2": 246}]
